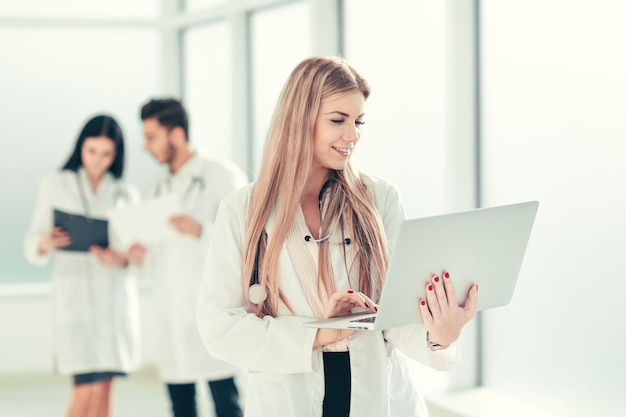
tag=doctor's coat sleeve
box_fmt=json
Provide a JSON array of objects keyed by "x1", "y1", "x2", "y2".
[
  {"x1": 196, "y1": 192, "x2": 319, "y2": 374},
  {"x1": 24, "y1": 176, "x2": 55, "y2": 266}
]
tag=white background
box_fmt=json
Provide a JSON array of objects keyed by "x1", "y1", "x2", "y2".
[{"x1": 0, "y1": 1, "x2": 625, "y2": 416}]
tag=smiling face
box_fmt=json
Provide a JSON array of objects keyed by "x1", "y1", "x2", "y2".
[
  {"x1": 81, "y1": 135, "x2": 116, "y2": 180},
  {"x1": 311, "y1": 90, "x2": 366, "y2": 174}
]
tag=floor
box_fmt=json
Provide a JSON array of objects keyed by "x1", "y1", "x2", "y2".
[
  {"x1": 0, "y1": 367, "x2": 458, "y2": 417},
  {"x1": 0, "y1": 367, "x2": 226, "y2": 417}
]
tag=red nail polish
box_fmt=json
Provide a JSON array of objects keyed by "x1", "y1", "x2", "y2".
[
  {"x1": 365, "y1": 302, "x2": 369, "y2": 308},
  {"x1": 428, "y1": 284, "x2": 433, "y2": 291},
  {"x1": 374, "y1": 306, "x2": 378, "y2": 312},
  {"x1": 434, "y1": 276, "x2": 440, "y2": 282},
  {"x1": 347, "y1": 289, "x2": 354, "y2": 294},
  {"x1": 444, "y1": 272, "x2": 450, "y2": 278},
  {"x1": 420, "y1": 300, "x2": 426, "y2": 306}
]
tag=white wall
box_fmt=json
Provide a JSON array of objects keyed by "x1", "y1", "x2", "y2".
[
  {"x1": 0, "y1": 286, "x2": 160, "y2": 375},
  {"x1": 480, "y1": 1, "x2": 626, "y2": 416}
]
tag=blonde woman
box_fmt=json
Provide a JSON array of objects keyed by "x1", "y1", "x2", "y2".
[{"x1": 196, "y1": 56, "x2": 479, "y2": 417}]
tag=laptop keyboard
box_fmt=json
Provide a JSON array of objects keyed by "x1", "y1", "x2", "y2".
[{"x1": 350, "y1": 316, "x2": 376, "y2": 323}]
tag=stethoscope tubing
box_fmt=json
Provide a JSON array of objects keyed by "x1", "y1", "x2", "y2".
[
  {"x1": 75, "y1": 172, "x2": 129, "y2": 218},
  {"x1": 154, "y1": 176, "x2": 205, "y2": 207}
]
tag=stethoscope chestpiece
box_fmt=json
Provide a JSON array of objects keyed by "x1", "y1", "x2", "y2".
[{"x1": 248, "y1": 283, "x2": 267, "y2": 304}]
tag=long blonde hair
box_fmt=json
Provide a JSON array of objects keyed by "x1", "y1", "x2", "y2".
[{"x1": 243, "y1": 56, "x2": 389, "y2": 317}]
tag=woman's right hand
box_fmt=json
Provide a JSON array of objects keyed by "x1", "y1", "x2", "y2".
[
  {"x1": 313, "y1": 289, "x2": 378, "y2": 348},
  {"x1": 37, "y1": 227, "x2": 71, "y2": 254}
]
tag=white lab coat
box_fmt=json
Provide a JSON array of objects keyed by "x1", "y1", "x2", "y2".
[
  {"x1": 197, "y1": 173, "x2": 461, "y2": 417},
  {"x1": 145, "y1": 153, "x2": 248, "y2": 383},
  {"x1": 23, "y1": 168, "x2": 141, "y2": 376}
]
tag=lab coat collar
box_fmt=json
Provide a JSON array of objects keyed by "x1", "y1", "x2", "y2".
[
  {"x1": 77, "y1": 167, "x2": 115, "y2": 195},
  {"x1": 165, "y1": 151, "x2": 199, "y2": 181}
]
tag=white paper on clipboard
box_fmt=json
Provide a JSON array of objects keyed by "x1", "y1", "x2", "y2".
[{"x1": 107, "y1": 194, "x2": 182, "y2": 250}]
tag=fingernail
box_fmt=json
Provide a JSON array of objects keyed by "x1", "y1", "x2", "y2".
[
  {"x1": 476, "y1": 284, "x2": 479, "y2": 292},
  {"x1": 420, "y1": 300, "x2": 426, "y2": 306},
  {"x1": 434, "y1": 276, "x2": 440, "y2": 283},
  {"x1": 428, "y1": 284, "x2": 433, "y2": 291},
  {"x1": 347, "y1": 289, "x2": 354, "y2": 294},
  {"x1": 365, "y1": 302, "x2": 369, "y2": 308},
  {"x1": 444, "y1": 272, "x2": 450, "y2": 278},
  {"x1": 374, "y1": 306, "x2": 378, "y2": 312}
]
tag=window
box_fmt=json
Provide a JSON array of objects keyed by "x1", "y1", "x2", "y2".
[
  {"x1": 343, "y1": 0, "x2": 447, "y2": 219},
  {"x1": 183, "y1": 21, "x2": 234, "y2": 161},
  {"x1": 0, "y1": 0, "x2": 158, "y2": 19},
  {"x1": 184, "y1": 0, "x2": 228, "y2": 12},
  {"x1": 0, "y1": 26, "x2": 161, "y2": 283},
  {"x1": 249, "y1": 1, "x2": 311, "y2": 174}
]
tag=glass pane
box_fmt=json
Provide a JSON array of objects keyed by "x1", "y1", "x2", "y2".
[
  {"x1": 344, "y1": 0, "x2": 448, "y2": 393},
  {"x1": 0, "y1": 0, "x2": 159, "y2": 19},
  {"x1": 344, "y1": 0, "x2": 447, "y2": 219},
  {"x1": 250, "y1": 1, "x2": 311, "y2": 175},
  {"x1": 183, "y1": 21, "x2": 234, "y2": 162},
  {"x1": 0, "y1": 27, "x2": 161, "y2": 283},
  {"x1": 184, "y1": 0, "x2": 228, "y2": 12}
]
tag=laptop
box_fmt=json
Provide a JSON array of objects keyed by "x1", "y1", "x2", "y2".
[{"x1": 303, "y1": 201, "x2": 539, "y2": 330}]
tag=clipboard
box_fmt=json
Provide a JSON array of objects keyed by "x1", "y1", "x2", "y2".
[{"x1": 53, "y1": 209, "x2": 109, "y2": 252}]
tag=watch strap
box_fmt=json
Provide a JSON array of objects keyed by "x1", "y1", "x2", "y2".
[{"x1": 426, "y1": 334, "x2": 450, "y2": 351}]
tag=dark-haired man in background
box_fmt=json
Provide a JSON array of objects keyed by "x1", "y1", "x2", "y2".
[{"x1": 140, "y1": 98, "x2": 247, "y2": 417}]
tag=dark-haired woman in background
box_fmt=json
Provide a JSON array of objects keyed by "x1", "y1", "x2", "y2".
[{"x1": 24, "y1": 115, "x2": 143, "y2": 417}]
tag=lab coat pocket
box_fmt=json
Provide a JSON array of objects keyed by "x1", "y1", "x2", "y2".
[
  {"x1": 53, "y1": 276, "x2": 91, "y2": 325},
  {"x1": 244, "y1": 372, "x2": 292, "y2": 417},
  {"x1": 387, "y1": 349, "x2": 429, "y2": 417}
]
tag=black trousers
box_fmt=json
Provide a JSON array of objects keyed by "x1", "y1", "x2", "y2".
[
  {"x1": 322, "y1": 351, "x2": 351, "y2": 417},
  {"x1": 166, "y1": 377, "x2": 242, "y2": 417}
]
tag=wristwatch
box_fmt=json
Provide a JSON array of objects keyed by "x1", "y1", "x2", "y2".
[{"x1": 426, "y1": 334, "x2": 450, "y2": 351}]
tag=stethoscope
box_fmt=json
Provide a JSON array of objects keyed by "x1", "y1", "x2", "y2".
[
  {"x1": 248, "y1": 180, "x2": 351, "y2": 304},
  {"x1": 304, "y1": 179, "x2": 352, "y2": 245},
  {"x1": 154, "y1": 175, "x2": 205, "y2": 206},
  {"x1": 248, "y1": 236, "x2": 266, "y2": 304},
  {"x1": 76, "y1": 172, "x2": 130, "y2": 218}
]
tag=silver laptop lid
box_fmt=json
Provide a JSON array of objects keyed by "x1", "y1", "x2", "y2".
[{"x1": 374, "y1": 201, "x2": 539, "y2": 330}]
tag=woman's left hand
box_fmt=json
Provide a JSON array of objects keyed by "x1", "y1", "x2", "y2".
[
  {"x1": 418, "y1": 271, "x2": 478, "y2": 346},
  {"x1": 89, "y1": 245, "x2": 128, "y2": 267}
]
